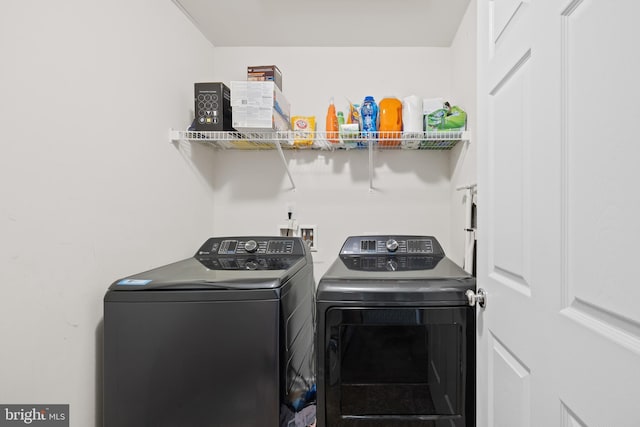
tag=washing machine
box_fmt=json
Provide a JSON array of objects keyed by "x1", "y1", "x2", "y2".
[
  {"x1": 316, "y1": 235, "x2": 475, "y2": 427},
  {"x1": 103, "y1": 236, "x2": 316, "y2": 427}
]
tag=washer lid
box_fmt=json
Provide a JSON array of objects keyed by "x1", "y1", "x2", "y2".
[
  {"x1": 320, "y1": 255, "x2": 471, "y2": 282},
  {"x1": 317, "y1": 235, "x2": 474, "y2": 304},
  {"x1": 317, "y1": 256, "x2": 474, "y2": 304},
  {"x1": 111, "y1": 257, "x2": 308, "y2": 291},
  {"x1": 109, "y1": 236, "x2": 309, "y2": 291}
]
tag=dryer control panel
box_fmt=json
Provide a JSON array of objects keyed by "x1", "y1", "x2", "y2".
[
  {"x1": 340, "y1": 255, "x2": 442, "y2": 271},
  {"x1": 339, "y1": 235, "x2": 445, "y2": 256}
]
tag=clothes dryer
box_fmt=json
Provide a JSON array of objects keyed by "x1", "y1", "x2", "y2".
[{"x1": 316, "y1": 235, "x2": 475, "y2": 427}]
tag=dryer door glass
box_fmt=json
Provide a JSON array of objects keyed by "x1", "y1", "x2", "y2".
[{"x1": 324, "y1": 307, "x2": 473, "y2": 426}]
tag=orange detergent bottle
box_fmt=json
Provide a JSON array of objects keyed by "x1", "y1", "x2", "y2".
[
  {"x1": 378, "y1": 97, "x2": 403, "y2": 147},
  {"x1": 325, "y1": 97, "x2": 339, "y2": 144}
]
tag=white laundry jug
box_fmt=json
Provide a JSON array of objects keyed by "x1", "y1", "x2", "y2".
[{"x1": 402, "y1": 95, "x2": 423, "y2": 148}]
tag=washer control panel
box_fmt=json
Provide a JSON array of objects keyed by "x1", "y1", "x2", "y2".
[
  {"x1": 194, "y1": 237, "x2": 305, "y2": 270},
  {"x1": 340, "y1": 235, "x2": 444, "y2": 256},
  {"x1": 197, "y1": 237, "x2": 300, "y2": 256}
]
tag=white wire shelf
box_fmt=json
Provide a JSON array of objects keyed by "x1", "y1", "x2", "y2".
[
  {"x1": 169, "y1": 128, "x2": 470, "y2": 191},
  {"x1": 169, "y1": 129, "x2": 469, "y2": 151}
]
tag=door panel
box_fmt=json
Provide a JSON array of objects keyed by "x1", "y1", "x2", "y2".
[
  {"x1": 489, "y1": 53, "x2": 531, "y2": 291},
  {"x1": 560, "y1": 402, "x2": 587, "y2": 427},
  {"x1": 492, "y1": 0, "x2": 525, "y2": 44},
  {"x1": 559, "y1": 3, "x2": 640, "y2": 424},
  {"x1": 488, "y1": 333, "x2": 530, "y2": 427},
  {"x1": 478, "y1": 0, "x2": 640, "y2": 426},
  {"x1": 489, "y1": 1, "x2": 530, "y2": 73},
  {"x1": 563, "y1": 0, "x2": 640, "y2": 330}
]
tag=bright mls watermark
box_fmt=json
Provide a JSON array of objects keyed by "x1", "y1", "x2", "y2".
[{"x1": 0, "y1": 405, "x2": 68, "y2": 426}]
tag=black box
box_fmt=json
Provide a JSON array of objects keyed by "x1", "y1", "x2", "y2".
[{"x1": 194, "y1": 82, "x2": 234, "y2": 131}]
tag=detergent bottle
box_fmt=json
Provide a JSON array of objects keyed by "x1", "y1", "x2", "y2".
[
  {"x1": 378, "y1": 97, "x2": 403, "y2": 147},
  {"x1": 360, "y1": 96, "x2": 378, "y2": 143},
  {"x1": 325, "y1": 97, "x2": 339, "y2": 144},
  {"x1": 402, "y1": 95, "x2": 423, "y2": 148}
]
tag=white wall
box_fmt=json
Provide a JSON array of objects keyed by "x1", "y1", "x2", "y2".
[
  {"x1": 0, "y1": 4, "x2": 477, "y2": 425},
  {"x1": 211, "y1": 47, "x2": 458, "y2": 279},
  {"x1": 0, "y1": 1, "x2": 217, "y2": 425},
  {"x1": 449, "y1": 0, "x2": 478, "y2": 268}
]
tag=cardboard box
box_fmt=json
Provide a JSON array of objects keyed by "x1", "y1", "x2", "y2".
[
  {"x1": 247, "y1": 65, "x2": 283, "y2": 91},
  {"x1": 231, "y1": 81, "x2": 291, "y2": 132}
]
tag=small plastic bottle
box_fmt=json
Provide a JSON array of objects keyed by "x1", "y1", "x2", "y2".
[
  {"x1": 336, "y1": 111, "x2": 345, "y2": 144},
  {"x1": 325, "y1": 97, "x2": 339, "y2": 144}
]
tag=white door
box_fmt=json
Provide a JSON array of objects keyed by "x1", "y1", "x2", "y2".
[{"x1": 477, "y1": 0, "x2": 640, "y2": 426}]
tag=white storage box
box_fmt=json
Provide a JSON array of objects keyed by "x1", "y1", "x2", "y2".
[{"x1": 231, "y1": 81, "x2": 291, "y2": 132}]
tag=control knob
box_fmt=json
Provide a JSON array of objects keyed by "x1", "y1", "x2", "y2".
[
  {"x1": 244, "y1": 240, "x2": 258, "y2": 253},
  {"x1": 385, "y1": 239, "x2": 399, "y2": 252}
]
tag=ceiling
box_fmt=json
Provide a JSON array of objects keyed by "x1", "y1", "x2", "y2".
[{"x1": 173, "y1": 0, "x2": 471, "y2": 47}]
